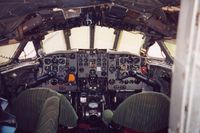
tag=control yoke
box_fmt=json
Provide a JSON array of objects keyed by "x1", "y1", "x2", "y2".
[
  {"x1": 27, "y1": 72, "x2": 56, "y2": 88},
  {"x1": 117, "y1": 70, "x2": 161, "y2": 91}
]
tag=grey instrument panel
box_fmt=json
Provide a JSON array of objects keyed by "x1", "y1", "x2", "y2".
[
  {"x1": 41, "y1": 50, "x2": 143, "y2": 91},
  {"x1": 108, "y1": 52, "x2": 143, "y2": 91},
  {"x1": 42, "y1": 51, "x2": 77, "y2": 91}
]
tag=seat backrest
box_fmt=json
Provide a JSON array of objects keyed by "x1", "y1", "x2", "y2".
[
  {"x1": 35, "y1": 96, "x2": 60, "y2": 133},
  {"x1": 11, "y1": 87, "x2": 78, "y2": 132},
  {"x1": 112, "y1": 92, "x2": 170, "y2": 133},
  {"x1": 58, "y1": 94, "x2": 78, "y2": 128}
]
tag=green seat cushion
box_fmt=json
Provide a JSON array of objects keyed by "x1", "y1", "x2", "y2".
[
  {"x1": 112, "y1": 92, "x2": 170, "y2": 132},
  {"x1": 11, "y1": 87, "x2": 78, "y2": 132}
]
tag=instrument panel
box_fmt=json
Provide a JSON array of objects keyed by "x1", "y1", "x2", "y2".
[
  {"x1": 41, "y1": 51, "x2": 77, "y2": 92},
  {"x1": 108, "y1": 53, "x2": 143, "y2": 91},
  {"x1": 41, "y1": 49, "x2": 143, "y2": 92},
  {"x1": 78, "y1": 49, "x2": 107, "y2": 78}
]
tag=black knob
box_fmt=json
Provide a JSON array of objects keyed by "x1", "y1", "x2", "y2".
[
  {"x1": 82, "y1": 80, "x2": 87, "y2": 85},
  {"x1": 101, "y1": 71, "x2": 107, "y2": 76},
  {"x1": 51, "y1": 79, "x2": 58, "y2": 85}
]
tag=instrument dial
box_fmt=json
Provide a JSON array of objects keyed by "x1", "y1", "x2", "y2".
[
  {"x1": 44, "y1": 58, "x2": 51, "y2": 65},
  {"x1": 58, "y1": 58, "x2": 65, "y2": 64}
]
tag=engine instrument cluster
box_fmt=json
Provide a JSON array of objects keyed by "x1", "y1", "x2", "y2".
[
  {"x1": 42, "y1": 51, "x2": 77, "y2": 92},
  {"x1": 108, "y1": 52, "x2": 143, "y2": 91}
]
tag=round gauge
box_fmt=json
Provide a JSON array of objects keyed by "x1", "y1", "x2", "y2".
[
  {"x1": 52, "y1": 66, "x2": 58, "y2": 72},
  {"x1": 52, "y1": 57, "x2": 58, "y2": 64},
  {"x1": 44, "y1": 66, "x2": 51, "y2": 71},
  {"x1": 58, "y1": 58, "x2": 65, "y2": 64},
  {"x1": 109, "y1": 65, "x2": 116, "y2": 73},
  {"x1": 84, "y1": 58, "x2": 88, "y2": 62},
  {"x1": 132, "y1": 57, "x2": 140, "y2": 64},
  {"x1": 88, "y1": 102, "x2": 98, "y2": 109},
  {"x1": 97, "y1": 58, "x2": 101, "y2": 62},
  {"x1": 70, "y1": 53, "x2": 75, "y2": 59},
  {"x1": 79, "y1": 58, "x2": 83, "y2": 62},
  {"x1": 127, "y1": 56, "x2": 133, "y2": 64},
  {"x1": 102, "y1": 58, "x2": 106, "y2": 62},
  {"x1": 120, "y1": 57, "x2": 126, "y2": 64},
  {"x1": 89, "y1": 69, "x2": 96, "y2": 75},
  {"x1": 84, "y1": 54, "x2": 88, "y2": 58},
  {"x1": 69, "y1": 66, "x2": 76, "y2": 72},
  {"x1": 44, "y1": 58, "x2": 51, "y2": 65}
]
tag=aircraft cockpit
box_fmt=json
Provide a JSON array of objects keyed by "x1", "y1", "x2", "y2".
[
  {"x1": 1, "y1": 48, "x2": 172, "y2": 117},
  {"x1": 0, "y1": 0, "x2": 179, "y2": 133}
]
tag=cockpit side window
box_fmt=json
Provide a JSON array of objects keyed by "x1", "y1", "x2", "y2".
[
  {"x1": 43, "y1": 30, "x2": 67, "y2": 54},
  {"x1": 0, "y1": 43, "x2": 19, "y2": 65},
  {"x1": 19, "y1": 42, "x2": 37, "y2": 60},
  {"x1": 147, "y1": 42, "x2": 166, "y2": 59},
  {"x1": 117, "y1": 31, "x2": 144, "y2": 55},
  {"x1": 164, "y1": 40, "x2": 176, "y2": 57}
]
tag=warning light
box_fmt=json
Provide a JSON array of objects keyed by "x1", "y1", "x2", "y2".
[{"x1": 68, "y1": 73, "x2": 76, "y2": 82}]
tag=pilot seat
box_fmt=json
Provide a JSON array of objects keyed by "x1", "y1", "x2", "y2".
[
  {"x1": 10, "y1": 87, "x2": 78, "y2": 133},
  {"x1": 103, "y1": 92, "x2": 170, "y2": 133}
]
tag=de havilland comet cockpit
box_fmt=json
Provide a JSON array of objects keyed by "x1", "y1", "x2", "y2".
[{"x1": 0, "y1": 0, "x2": 179, "y2": 133}]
